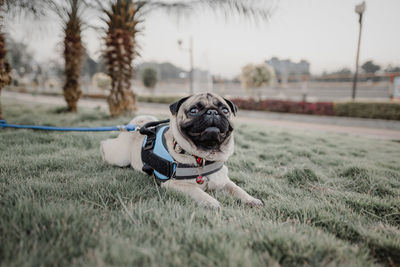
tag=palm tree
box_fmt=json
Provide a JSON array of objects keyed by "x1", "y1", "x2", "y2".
[
  {"x1": 0, "y1": 0, "x2": 51, "y2": 119},
  {"x1": 98, "y1": 0, "x2": 272, "y2": 117},
  {"x1": 62, "y1": 0, "x2": 84, "y2": 112},
  {"x1": 102, "y1": 0, "x2": 143, "y2": 116},
  {"x1": 2, "y1": 0, "x2": 86, "y2": 113}
]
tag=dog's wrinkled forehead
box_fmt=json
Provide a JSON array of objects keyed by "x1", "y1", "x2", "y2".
[
  {"x1": 169, "y1": 92, "x2": 237, "y2": 116},
  {"x1": 186, "y1": 93, "x2": 224, "y2": 109}
]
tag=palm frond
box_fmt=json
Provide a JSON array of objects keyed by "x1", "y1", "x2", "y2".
[
  {"x1": 142, "y1": 0, "x2": 275, "y2": 23},
  {"x1": 1, "y1": 0, "x2": 54, "y2": 18}
]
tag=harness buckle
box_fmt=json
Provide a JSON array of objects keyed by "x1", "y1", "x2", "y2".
[
  {"x1": 170, "y1": 161, "x2": 177, "y2": 178},
  {"x1": 143, "y1": 136, "x2": 155, "y2": 150}
]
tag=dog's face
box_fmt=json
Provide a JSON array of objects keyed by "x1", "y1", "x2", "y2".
[{"x1": 169, "y1": 93, "x2": 237, "y2": 159}]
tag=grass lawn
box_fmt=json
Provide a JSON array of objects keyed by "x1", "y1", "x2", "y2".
[{"x1": 1, "y1": 99, "x2": 400, "y2": 267}]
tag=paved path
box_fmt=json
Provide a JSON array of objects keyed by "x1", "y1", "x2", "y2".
[{"x1": 3, "y1": 91, "x2": 400, "y2": 141}]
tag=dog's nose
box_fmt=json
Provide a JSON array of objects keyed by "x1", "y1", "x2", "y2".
[{"x1": 206, "y1": 109, "x2": 219, "y2": 116}]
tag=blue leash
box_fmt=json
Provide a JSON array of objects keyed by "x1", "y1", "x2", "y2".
[{"x1": 0, "y1": 120, "x2": 136, "y2": 132}]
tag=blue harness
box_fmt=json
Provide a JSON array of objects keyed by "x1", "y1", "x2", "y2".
[
  {"x1": 142, "y1": 125, "x2": 175, "y2": 181},
  {"x1": 140, "y1": 122, "x2": 224, "y2": 182}
]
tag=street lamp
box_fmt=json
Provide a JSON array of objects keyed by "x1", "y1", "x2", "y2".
[
  {"x1": 352, "y1": 1, "x2": 366, "y2": 100},
  {"x1": 178, "y1": 37, "x2": 194, "y2": 95}
]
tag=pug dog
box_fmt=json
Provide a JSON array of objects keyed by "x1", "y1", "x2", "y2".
[{"x1": 101, "y1": 92, "x2": 263, "y2": 209}]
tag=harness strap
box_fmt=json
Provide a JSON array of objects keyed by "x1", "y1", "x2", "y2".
[
  {"x1": 140, "y1": 120, "x2": 224, "y2": 182},
  {"x1": 175, "y1": 161, "x2": 224, "y2": 179},
  {"x1": 141, "y1": 146, "x2": 176, "y2": 178}
]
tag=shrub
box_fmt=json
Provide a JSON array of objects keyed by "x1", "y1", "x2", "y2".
[
  {"x1": 334, "y1": 102, "x2": 400, "y2": 120},
  {"x1": 241, "y1": 63, "x2": 275, "y2": 100},
  {"x1": 141, "y1": 68, "x2": 158, "y2": 89},
  {"x1": 231, "y1": 98, "x2": 335, "y2": 116}
]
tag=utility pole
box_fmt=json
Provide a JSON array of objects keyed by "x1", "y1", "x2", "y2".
[
  {"x1": 178, "y1": 37, "x2": 194, "y2": 95},
  {"x1": 352, "y1": 1, "x2": 366, "y2": 100}
]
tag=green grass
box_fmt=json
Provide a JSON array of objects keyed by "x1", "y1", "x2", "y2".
[{"x1": 1, "y1": 100, "x2": 400, "y2": 267}]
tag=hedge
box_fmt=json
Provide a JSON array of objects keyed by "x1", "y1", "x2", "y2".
[
  {"x1": 231, "y1": 98, "x2": 335, "y2": 115},
  {"x1": 231, "y1": 98, "x2": 400, "y2": 120},
  {"x1": 334, "y1": 102, "x2": 400, "y2": 120}
]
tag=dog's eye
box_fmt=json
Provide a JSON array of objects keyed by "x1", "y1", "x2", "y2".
[
  {"x1": 189, "y1": 108, "x2": 199, "y2": 114},
  {"x1": 221, "y1": 107, "x2": 229, "y2": 115}
]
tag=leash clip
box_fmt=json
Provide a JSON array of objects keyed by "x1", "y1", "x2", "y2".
[{"x1": 117, "y1": 124, "x2": 137, "y2": 132}]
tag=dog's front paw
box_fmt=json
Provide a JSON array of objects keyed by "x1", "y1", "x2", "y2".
[
  {"x1": 244, "y1": 198, "x2": 263, "y2": 207},
  {"x1": 200, "y1": 199, "x2": 221, "y2": 210}
]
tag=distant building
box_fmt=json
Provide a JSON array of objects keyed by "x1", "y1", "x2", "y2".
[{"x1": 266, "y1": 57, "x2": 310, "y2": 84}]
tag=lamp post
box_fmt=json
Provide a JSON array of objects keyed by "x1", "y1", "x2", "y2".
[
  {"x1": 352, "y1": 1, "x2": 366, "y2": 100},
  {"x1": 178, "y1": 37, "x2": 194, "y2": 94}
]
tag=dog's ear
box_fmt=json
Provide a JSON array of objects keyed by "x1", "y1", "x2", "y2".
[
  {"x1": 169, "y1": 96, "x2": 191, "y2": 116},
  {"x1": 223, "y1": 97, "x2": 238, "y2": 116}
]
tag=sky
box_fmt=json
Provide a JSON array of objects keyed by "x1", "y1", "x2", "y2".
[{"x1": 8, "y1": 0, "x2": 400, "y2": 78}]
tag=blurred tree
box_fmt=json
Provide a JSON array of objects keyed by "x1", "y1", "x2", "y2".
[
  {"x1": 241, "y1": 63, "x2": 275, "y2": 101},
  {"x1": 80, "y1": 54, "x2": 107, "y2": 77},
  {"x1": 81, "y1": 53, "x2": 98, "y2": 77},
  {"x1": 0, "y1": 0, "x2": 51, "y2": 119},
  {"x1": 328, "y1": 68, "x2": 352, "y2": 82},
  {"x1": 141, "y1": 67, "x2": 157, "y2": 92},
  {"x1": 95, "y1": 0, "x2": 273, "y2": 116},
  {"x1": 385, "y1": 65, "x2": 400, "y2": 73},
  {"x1": 137, "y1": 62, "x2": 185, "y2": 80},
  {"x1": 93, "y1": 72, "x2": 111, "y2": 91},
  {"x1": 47, "y1": 59, "x2": 64, "y2": 79},
  {"x1": 332, "y1": 68, "x2": 352, "y2": 75},
  {"x1": 5, "y1": 37, "x2": 34, "y2": 76},
  {"x1": 361, "y1": 60, "x2": 381, "y2": 74}
]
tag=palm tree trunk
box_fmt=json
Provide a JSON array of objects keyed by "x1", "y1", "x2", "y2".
[
  {"x1": 0, "y1": 31, "x2": 12, "y2": 119},
  {"x1": 104, "y1": 0, "x2": 141, "y2": 117},
  {"x1": 63, "y1": 36, "x2": 82, "y2": 112},
  {"x1": 63, "y1": 2, "x2": 83, "y2": 113},
  {"x1": 106, "y1": 29, "x2": 137, "y2": 116}
]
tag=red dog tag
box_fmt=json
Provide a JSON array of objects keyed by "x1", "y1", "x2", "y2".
[
  {"x1": 196, "y1": 175, "x2": 205, "y2": 185},
  {"x1": 196, "y1": 157, "x2": 203, "y2": 165}
]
